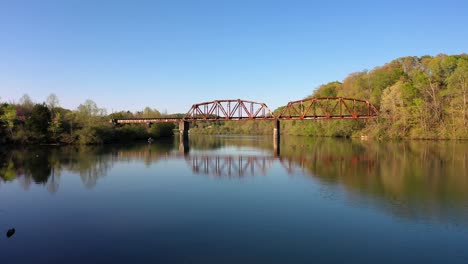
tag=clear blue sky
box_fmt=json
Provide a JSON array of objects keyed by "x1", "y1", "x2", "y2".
[{"x1": 1, "y1": 0, "x2": 467, "y2": 113}]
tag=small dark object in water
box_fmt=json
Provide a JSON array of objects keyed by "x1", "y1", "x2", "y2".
[{"x1": 6, "y1": 228, "x2": 15, "y2": 238}]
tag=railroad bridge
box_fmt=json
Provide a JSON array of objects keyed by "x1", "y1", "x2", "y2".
[{"x1": 111, "y1": 97, "x2": 379, "y2": 142}]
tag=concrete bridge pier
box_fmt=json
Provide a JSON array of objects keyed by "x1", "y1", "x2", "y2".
[
  {"x1": 273, "y1": 119, "x2": 280, "y2": 156},
  {"x1": 179, "y1": 121, "x2": 190, "y2": 154},
  {"x1": 179, "y1": 121, "x2": 189, "y2": 139}
]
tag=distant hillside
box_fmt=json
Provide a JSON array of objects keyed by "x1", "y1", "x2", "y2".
[{"x1": 191, "y1": 54, "x2": 467, "y2": 139}]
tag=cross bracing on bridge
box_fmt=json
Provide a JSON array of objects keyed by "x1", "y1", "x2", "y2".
[
  {"x1": 111, "y1": 97, "x2": 379, "y2": 125},
  {"x1": 278, "y1": 97, "x2": 379, "y2": 120},
  {"x1": 185, "y1": 99, "x2": 274, "y2": 121}
]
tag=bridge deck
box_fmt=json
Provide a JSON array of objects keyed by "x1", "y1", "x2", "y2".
[{"x1": 112, "y1": 115, "x2": 375, "y2": 124}]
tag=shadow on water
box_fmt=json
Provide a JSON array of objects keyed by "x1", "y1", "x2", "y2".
[{"x1": 1, "y1": 135, "x2": 467, "y2": 224}]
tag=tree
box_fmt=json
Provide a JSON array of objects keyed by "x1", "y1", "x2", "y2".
[
  {"x1": 0, "y1": 104, "x2": 16, "y2": 136},
  {"x1": 48, "y1": 112, "x2": 62, "y2": 142},
  {"x1": 380, "y1": 81, "x2": 409, "y2": 137},
  {"x1": 46, "y1": 93, "x2": 60, "y2": 117},
  {"x1": 310, "y1": 82, "x2": 341, "y2": 97},
  {"x1": 76, "y1": 99, "x2": 106, "y2": 125},
  {"x1": 142, "y1": 107, "x2": 161, "y2": 118},
  {"x1": 447, "y1": 56, "x2": 468, "y2": 133},
  {"x1": 150, "y1": 123, "x2": 175, "y2": 138},
  {"x1": 19, "y1": 94, "x2": 34, "y2": 110},
  {"x1": 26, "y1": 103, "x2": 52, "y2": 141}
]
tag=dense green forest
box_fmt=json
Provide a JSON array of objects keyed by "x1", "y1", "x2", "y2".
[
  {"x1": 0, "y1": 94, "x2": 175, "y2": 144},
  {"x1": 192, "y1": 54, "x2": 467, "y2": 139}
]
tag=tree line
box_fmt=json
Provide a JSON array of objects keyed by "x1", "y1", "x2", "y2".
[
  {"x1": 192, "y1": 54, "x2": 467, "y2": 139},
  {"x1": 0, "y1": 94, "x2": 175, "y2": 144},
  {"x1": 2, "y1": 53, "x2": 467, "y2": 143}
]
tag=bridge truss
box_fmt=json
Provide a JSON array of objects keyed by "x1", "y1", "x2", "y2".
[
  {"x1": 111, "y1": 97, "x2": 379, "y2": 125},
  {"x1": 185, "y1": 99, "x2": 275, "y2": 121},
  {"x1": 278, "y1": 97, "x2": 379, "y2": 120}
]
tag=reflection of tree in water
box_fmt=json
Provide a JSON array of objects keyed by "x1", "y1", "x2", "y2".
[
  {"x1": 181, "y1": 136, "x2": 468, "y2": 225},
  {"x1": 61, "y1": 146, "x2": 120, "y2": 188},
  {"x1": 0, "y1": 136, "x2": 274, "y2": 191},
  {"x1": 0, "y1": 149, "x2": 14, "y2": 183},
  {"x1": 0, "y1": 141, "x2": 179, "y2": 192},
  {"x1": 278, "y1": 137, "x2": 468, "y2": 224},
  {"x1": 0, "y1": 146, "x2": 114, "y2": 192},
  {"x1": 1, "y1": 136, "x2": 468, "y2": 225},
  {"x1": 112, "y1": 140, "x2": 175, "y2": 167},
  {"x1": 24, "y1": 149, "x2": 52, "y2": 184},
  {"x1": 0, "y1": 147, "x2": 53, "y2": 190}
]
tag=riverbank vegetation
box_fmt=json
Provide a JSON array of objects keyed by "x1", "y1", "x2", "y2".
[
  {"x1": 0, "y1": 94, "x2": 175, "y2": 145},
  {"x1": 2, "y1": 54, "x2": 467, "y2": 143},
  {"x1": 192, "y1": 54, "x2": 467, "y2": 139}
]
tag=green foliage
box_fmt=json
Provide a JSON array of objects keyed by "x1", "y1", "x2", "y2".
[
  {"x1": 308, "y1": 54, "x2": 467, "y2": 139},
  {"x1": 76, "y1": 99, "x2": 106, "y2": 126},
  {"x1": 26, "y1": 103, "x2": 52, "y2": 142},
  {"x1": 48, "y1": 112, "x2": 63, "y2": 142},
  {"x1": 0, "y1": 104, "x2": 16, "y2": 137},
  {"x1": 190, "y1": 120, "x2": 273, "y2": 135},
  {"x1": 76, "y1": 127, "x2": 98, "y2": 145},
  {"x1": 0, "y1": 97, "x2": 174, "y2": 145},
  {"x1": 109, "y1": 111, "x2": 133, "y2": 119},
  {"x1": 140, "y1": 107, "x2": 161, "y2": 118},
  {"x1": 150, "y1": 123, "x2": 175, "y2": 138},
  {"x1": 114, "y1": 125, "x2": 148, "y2": 142},
  {"x1": 310, "y1": 82, "x2": 341, "y2": 97}
]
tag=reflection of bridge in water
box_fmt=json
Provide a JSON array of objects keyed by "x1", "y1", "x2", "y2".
[
  {"x1": 135, "y1": 152, "x2": 281, "y2": 177},
  {"x1": 187, "y1": 155, "x2": 275, "y2": 177},
  {"x1": 141, "y1": 151, "x2": 376, "y2": 178}
]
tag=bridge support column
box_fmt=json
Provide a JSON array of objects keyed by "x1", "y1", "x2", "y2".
[
  {"x1": 273, "y1": 119, "x2": 280, "y2": 156},
  {"x1": 179, "y1": 121, "x2": 190, "y2": 154},
  {"x1": 179, "y1": 121, "x2": 189, "y2": 139}
]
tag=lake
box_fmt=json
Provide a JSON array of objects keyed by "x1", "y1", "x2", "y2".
[{"x1": 1, "y1": 136, "x2": 467, "y2": 263}]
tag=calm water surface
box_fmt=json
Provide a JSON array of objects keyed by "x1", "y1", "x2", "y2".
[{"x1": 1, "y1": 136, "x2": 467, "y2": 263}]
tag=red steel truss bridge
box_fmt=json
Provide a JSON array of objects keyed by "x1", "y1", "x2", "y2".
[{"x1": 111, "y1": 97, "x2": 379, "y2": 125}]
